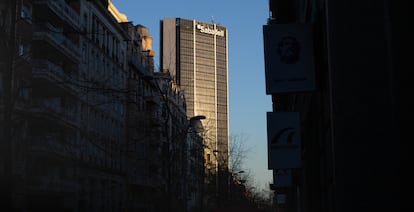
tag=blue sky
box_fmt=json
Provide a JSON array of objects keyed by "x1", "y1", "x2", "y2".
[{"x1": 111, "y1": 0, "x2": 273, "y2": 190}]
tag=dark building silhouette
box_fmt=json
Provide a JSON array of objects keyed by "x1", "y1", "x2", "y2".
[
  {"x1": 0, "y1": 1, "x2": 206, "y2": 211},
  {"x1": 264, "y1": 0, "x2": 402, "y2": 211}
]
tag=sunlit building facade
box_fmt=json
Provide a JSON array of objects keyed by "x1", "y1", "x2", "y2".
[{"x1": 161, "y1": 17, "x2": 229, "y2": 205}]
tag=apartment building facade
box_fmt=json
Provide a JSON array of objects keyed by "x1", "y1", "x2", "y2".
[
  {"x1": 1, "y1": 1, "x2": 208, "y2": 211},
  {"x1": 121, "y1": 21, "x2": 162, "y2": 211},
  {"x1": 1, "y1": 0, "x2": 127, "y2": 210}
]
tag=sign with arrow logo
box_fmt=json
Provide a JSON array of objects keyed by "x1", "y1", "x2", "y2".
[{"x1": 267, "y1": 112, "x2": 301, "y2": 169}]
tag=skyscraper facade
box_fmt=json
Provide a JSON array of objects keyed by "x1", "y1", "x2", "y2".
[{"x1": 161, "y1": 17, "x2": 229, "y2": 192}]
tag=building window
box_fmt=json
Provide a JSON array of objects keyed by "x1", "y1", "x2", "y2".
[
  {"x1": 83, "y1": 13, "x2": 88, "y2": 34},
  {"x1": 20, "y1": 4, "x2": 32, "y2": 20},
  {"x1": 18, "y1": 44, "x2": 24, "y2": 56}
]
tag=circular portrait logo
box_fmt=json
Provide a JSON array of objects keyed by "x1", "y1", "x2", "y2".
[{"x1": 277, "y1": 36, "x2": 300, "y2": 64}]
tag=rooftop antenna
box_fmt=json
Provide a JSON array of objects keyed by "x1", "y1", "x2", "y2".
[{"x1": 211, "y1": 16, "x2": 221, "y2": 26}]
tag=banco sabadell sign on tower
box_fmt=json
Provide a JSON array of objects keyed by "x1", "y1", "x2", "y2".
[{"x1": 197, "y1": 24, "x2": 224, "y2": 37}]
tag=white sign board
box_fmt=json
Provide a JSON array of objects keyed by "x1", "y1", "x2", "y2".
[
  {"x1": 263, "y1": 24, "x2": 315, "y2": 94},
  {"x1": 273, "y1": 169, "x2": 292, "y2": 187},
  {"x1": 276, "y1": 194, "x2": 286, "y2": 204},
  {"x1": 267, "y1": 112, "x2": 301, "y2": 169}
]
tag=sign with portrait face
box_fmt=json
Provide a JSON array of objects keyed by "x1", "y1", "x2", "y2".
[{"x1": 263, "y1": 24, "x2": 315, "y2": 94}]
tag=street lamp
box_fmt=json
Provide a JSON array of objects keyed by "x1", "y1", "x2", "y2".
[
  {"x1": 230, "y1": 170, "x2": 246, "y2": 203},
  {"x1": 190, "y1": 115, "x2": 206, "y2": 133},
  {"x1": 233, "y1": 170, "x2": 246, "y2": 184}
]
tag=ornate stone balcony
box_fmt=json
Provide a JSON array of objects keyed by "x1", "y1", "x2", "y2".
[
  {"x1": 33, "y1": 23, "x2": 81, "y2": 63},
  {"x1": 34, "y1": 0, "x2": 81, "y2": 31},
  {"x1": 32, "y1": 59, "x2": 80, "y2": 94}
]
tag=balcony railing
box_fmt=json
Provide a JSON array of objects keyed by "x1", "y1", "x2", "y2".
[
  {"x1": 31, "y1": 98, "x2": 80, "y2": 127},
  {"x1": 28, "y1": 175, "x2": 76, "y2": 193},
  {"x1": 34, "y1": 0, "x2": 81, "y2": 30},
  {"x1": 32, "y1": 59, "x2": 79, "y2": 93},
  {"x1": 31, "y1": 135, "x2": 75, "y2": 158},
  {"x1": 128, "y1": 56, "x2": 152, "y2": 77},
  {"x1": 33, "y1": 23, "x2": 81, "y2": 62},
  {"x1": 126, "y1": 164, "x2": 163, "y2": 188},
  {"x1": 137, "y1": 110, "x2": 162, "y2": 127}
]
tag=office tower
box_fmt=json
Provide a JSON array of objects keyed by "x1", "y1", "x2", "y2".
[{"x1": 161, "y1": 17, "x2": 229, "y2": 199}]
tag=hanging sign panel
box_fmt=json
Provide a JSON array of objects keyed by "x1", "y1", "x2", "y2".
[
  {"x1": 263, "y1": 24, "x2": 315, "y2": 94},
  {"x1": 273, "y1": 169, "x2": 292, "y2": 187},
  {"x1": 267, "y1": 112, "x2": 301, "y2": 169}
]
